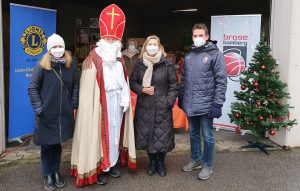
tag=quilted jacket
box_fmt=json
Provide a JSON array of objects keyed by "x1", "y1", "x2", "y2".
[
  {"x1": 178, "y1": 42, "x2": 227, "y2": 117},
  {"x1": 130, "y1": 57, "x2": 179, "y2": 153}
]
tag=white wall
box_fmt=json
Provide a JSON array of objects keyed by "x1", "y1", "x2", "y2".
[
  {"x1": 0, "y1": 1, "x2": 6, "y2": 153},
  {"x1": 270, "y1": 0, "x2": 300, "y2": 147}
]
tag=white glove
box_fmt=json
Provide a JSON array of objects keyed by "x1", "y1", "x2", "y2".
[
  {"x1": 120, "y1": 83, "x2": 130, "y2": 113},
  {"x1": 121, "y1": 101, "x2": 129, "y2": 113},
  {"x1": 123, "y1": 105, "x2": 129, "y2": 113}
]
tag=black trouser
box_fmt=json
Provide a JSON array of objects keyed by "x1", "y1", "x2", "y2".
[{"x1": 40, "y1": 144, "x2": 62, "y2": 176}]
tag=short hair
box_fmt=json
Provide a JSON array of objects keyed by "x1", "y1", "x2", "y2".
[
  {"x1": 192, "y1": 23, "x2": 209, "y2": 35},
  {"x1": 127, "y1": 39, "x2": 137, "y2": 47}
]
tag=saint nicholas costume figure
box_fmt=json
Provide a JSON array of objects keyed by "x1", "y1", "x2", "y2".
[{"x1": 70, "y1": 4, "x2": 136, "y2": 187}]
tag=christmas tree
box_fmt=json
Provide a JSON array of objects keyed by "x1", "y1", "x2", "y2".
[{"x1": 229, "y1": 41, "x2": 297, "y2": 153}]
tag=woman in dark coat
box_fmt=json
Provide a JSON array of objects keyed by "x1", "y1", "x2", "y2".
[
  {"x1": 28, "y1": 34, "x2": 79, "y2": 191},
  {"x1": 129, "y1": 35, "x2": 179, "y2": 177}
]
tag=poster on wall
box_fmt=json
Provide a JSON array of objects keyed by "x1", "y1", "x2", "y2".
[
  {"x1": 9, "y1": 4, "x2": 56, "y2": 141},
  {"x1": 210, "y1": 15, "x2": 261, "y2": 132}
]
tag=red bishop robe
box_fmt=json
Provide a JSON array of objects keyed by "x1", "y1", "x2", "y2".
[{"x1": 70, "y1": 49, "x2": 136, "y2": 187}]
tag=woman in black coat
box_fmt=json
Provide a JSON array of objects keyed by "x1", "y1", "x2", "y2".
[
  {"x1": 129, "y1": 35, "x2": 179, "y2": 177},
  {"x1": 28, "y1": 34, "x2": 79, "y2": 191}
]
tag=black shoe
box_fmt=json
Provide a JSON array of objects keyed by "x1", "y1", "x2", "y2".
[
  {"x1": 147, "y1": 153, "x2": 157, "y2": 176},
  {"x1": 156, "y1": 153, "x2": 167, "y2": 177},
  {"x1": 97, "y1": 173, "x2": 108, "y2": 185},
  {"x1": 44, "y1": 175, "x2": 56, "y2": 191},
  {"x1": 109, "y1": 166, "x2": 121, "y2": 178},
  {"x1": 53, "y1": 172, "x2": 65, "y2": 188}
]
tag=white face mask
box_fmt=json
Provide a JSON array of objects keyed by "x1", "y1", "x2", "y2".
[
  {"x1": 128, "y1": 45, "x2": 136, "y2": 52},
  {"x1": 146, "y1": 45, "x2": 159, "y2": 55},
  {"x1": 193, "y1": 37, "x2": 206, "y2": 47},
  {"x1": 50, "y1": 47, "x2": 65, "y2": 58}
]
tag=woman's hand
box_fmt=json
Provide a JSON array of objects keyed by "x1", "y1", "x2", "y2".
[
  {"x1": 142, "y1": 86, "x2": 155, "y2": 95},
  {"x1": 74, "y1": 109, "x2": 77, "y2": 119}
]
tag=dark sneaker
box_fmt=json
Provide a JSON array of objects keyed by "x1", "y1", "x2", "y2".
[
  {"x1": 44, "y1": 175, "x2": 56, "y2": 191},
  {"x1": 109, "y1": 166, "x2": 121, "y2": 178},
  {"x1": 198, "y1": 166, "x2": 213, "y2": 180},
  {"x1": 97, "y1": 173, "x2": 108, "y2": 185},
  {"x1": 182, "y1": 160, "x2": 202, "y2": 172},
  {"x1": 53, "y1": 172, "x2": 65, "y2": 188}
]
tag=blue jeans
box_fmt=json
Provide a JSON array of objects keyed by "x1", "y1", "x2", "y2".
[
  {"x1": 187, "y1": 114, "x2": 214, "y2": 168},
  {"x1": 40, "y1": 144, "x2": 62, "y2": 176}
]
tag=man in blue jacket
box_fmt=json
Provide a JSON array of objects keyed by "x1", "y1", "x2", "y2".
[{"x1": 179, "y1": 23, "x2": 227, "y2": 180}]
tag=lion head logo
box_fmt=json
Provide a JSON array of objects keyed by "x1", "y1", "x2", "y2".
[{"x1": 20, "y1": 26, "x2": 47, "y2": 56}]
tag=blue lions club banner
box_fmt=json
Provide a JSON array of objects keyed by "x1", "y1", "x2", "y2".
[{"x1": 9, "y1": 4, "x2": 56, "y2": 140}]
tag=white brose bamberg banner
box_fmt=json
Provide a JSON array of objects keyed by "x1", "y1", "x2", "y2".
[{"x1": 210, "y1": 15, "x2": 261, "y2": 132}]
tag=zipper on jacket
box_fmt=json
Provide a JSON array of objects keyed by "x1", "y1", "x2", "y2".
[
  {"x1": 189, "y1": 54, "x2": 194, "y2": 114},
  {"x1": 59, "y1": 65, "x2": 63, "y2": 144}
]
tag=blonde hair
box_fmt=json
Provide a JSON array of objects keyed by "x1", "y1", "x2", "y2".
[
  {"x1": 40, "y1": 50, "x2": 72, "y2": 70},
  {"x1": 140, "y1": 35, "x2": 167, "y2": 58}
]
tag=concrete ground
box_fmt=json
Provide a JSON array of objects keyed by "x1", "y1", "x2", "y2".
[
  {"x1": 1, "y1": 149, "x2": 300, "y2": 191},
  {"x1": 0, "y1": 129, "x2": 281, "y2": 166},
  {"x1": 0, "y1": 129, "x2": 294, "y2": 191}
]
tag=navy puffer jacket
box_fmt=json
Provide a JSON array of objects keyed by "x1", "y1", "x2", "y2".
[
  {"x1": 179, "y1": 42, "x2": 227, "y2": 117},
  {"x1": 28, "y1": 59, "x2": 79, "y2": 145}
]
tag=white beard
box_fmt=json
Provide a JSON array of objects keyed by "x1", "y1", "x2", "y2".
[{"x1": 95, "y1": 39, "x2": 122, "y2": 66}]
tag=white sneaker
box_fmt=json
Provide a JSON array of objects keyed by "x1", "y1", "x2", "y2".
[
  {"x1": 198, "y1": 166, "x2": 213, "y2": 180},
  {"x1": 182, "y1": 160, "x2": 202, "y2": 172}
]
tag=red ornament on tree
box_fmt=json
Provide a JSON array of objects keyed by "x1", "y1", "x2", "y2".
[
  {"x1": 257, "y1": 101, "x2": 261, "y2": 108},
  {"x1": 259, "y1": 116, "x2": 264, "y2": 121},
  {"x1": 260, "y1": 65, "x2": 266, "y2": 70},
  {"x1": 235, "y1": 113, "x2": 241, "y2": 118},
  {"x1": 269, "y1": 129, "x2": 276, "y2": 136},
  {"x1": 253, "y1": 82, "x2": 259, "y2": 88},
  {"x1": 241, "y1": 85, "x2": 246, "y2": 90},
  {"x1": 269, "y1": 115, "x2": 273, "y2": 122}
]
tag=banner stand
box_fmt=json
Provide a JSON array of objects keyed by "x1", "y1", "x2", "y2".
[
  {"x1": 9, "y1": 3, "x2": 56, "y2": 142},
  {"x1": 210, "y1": 15, "x2": 261, "y2": 134},
  {"x1": 8, "y1": 134, "x2": 32, "y2": 143},
  {"x1": 0, "y1": 1, "x2": 5, "y2": 153}
]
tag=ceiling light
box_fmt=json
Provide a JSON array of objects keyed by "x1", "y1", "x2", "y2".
[{"x1": 173, "y1": 9, "x2": 198, "y2": 12}]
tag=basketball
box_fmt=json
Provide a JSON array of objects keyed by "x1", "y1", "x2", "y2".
[{"x1": 224, "y1": 52, "x2": 246, "y2": 77}]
